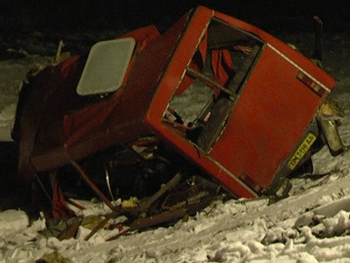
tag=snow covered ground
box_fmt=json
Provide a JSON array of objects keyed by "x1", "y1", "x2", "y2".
[{"x1": 0, "y1": 31, "x2": 350, "y2": 262}]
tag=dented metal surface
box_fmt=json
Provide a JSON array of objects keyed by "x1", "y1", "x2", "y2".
[{"x1": 11, "y1": 6, "x2": 347, "y2": 232}]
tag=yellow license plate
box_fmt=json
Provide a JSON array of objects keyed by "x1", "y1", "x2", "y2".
[{"x1": 288, "y1": 133, "x2": 316, "y2": 170}]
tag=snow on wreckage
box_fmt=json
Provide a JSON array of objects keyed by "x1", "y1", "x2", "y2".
[{"x1": 10, "y1": 6, "x2": 347, "y2": 240}]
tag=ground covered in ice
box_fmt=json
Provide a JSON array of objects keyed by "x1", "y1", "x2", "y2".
[{"x1": 0, "y1": 30, "x2": 350, "y2": 262}]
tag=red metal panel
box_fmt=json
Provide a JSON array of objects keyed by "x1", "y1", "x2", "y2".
[
  {"x1": 31, "y1": 119, "x2": 149, "y2": 172},
  {"x1": 210, "y1": 45, "x2": 327, "y2": 188},
  {"x1": 146, "y1": 7, "x2": 336, "y2": 197},
  {"x1": 213, "y1": 9, "x2": 336, "y2": 89},
  {"x1": 146, "y1": 7, "x2": 258, "y2": 198},
  {"x1": 146, "y1": 7, "x2": 214, "y2": 122},
  {"x1": 29, "y1": 15, "x2": 189, "y2": 173}
]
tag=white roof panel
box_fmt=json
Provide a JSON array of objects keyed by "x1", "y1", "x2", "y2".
[{"x1": 77, "y1": 38, "x2": 136, "y2": 96}]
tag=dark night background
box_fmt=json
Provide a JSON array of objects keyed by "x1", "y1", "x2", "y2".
[{"x1": 0, "y1": 0, "x2": 349, "y2": 42}]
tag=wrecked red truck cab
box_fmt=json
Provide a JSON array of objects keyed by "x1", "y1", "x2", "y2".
[{"x1": 13, "y1": 6, "x2": 343, "y2": 209}]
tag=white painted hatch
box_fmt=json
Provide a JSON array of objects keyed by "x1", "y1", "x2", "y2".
[{"x1": 77, "y1": 38, "x2": 136, "y2": 96}]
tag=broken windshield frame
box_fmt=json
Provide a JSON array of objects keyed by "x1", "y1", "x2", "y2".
[{"x1": 162, "y1": 18, "x2": 264, "y2": 152}]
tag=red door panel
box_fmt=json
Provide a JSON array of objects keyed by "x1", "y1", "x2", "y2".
[{"x1": 210, "y1": 45, "x2": 324, "y2": 188}]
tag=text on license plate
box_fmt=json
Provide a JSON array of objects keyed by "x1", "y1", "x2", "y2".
[{"x1": 288, "y1": 133, "x2": 316, "y2": 170}]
